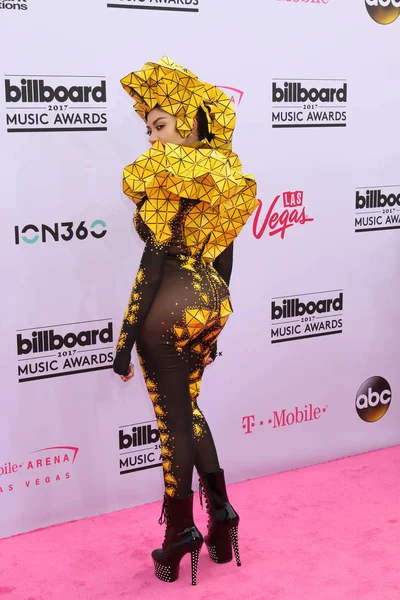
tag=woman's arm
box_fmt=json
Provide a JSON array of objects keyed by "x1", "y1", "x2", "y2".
[
  {"x1": 212, "y1": 242, "x2": 234, "y2": 286},
  {"x1": 113, "y1": 236, "x2": 166, "y2": 376},
  {"x1": 209, "y1": 242, "x2": 234, "y2": 361}
]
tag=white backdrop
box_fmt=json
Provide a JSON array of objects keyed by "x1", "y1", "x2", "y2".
[{"x1": 1, "y1": 0, "x2": 399, "y2": 539}]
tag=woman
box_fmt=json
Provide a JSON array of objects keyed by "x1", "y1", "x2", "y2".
[{"x1": 113, "y1": 56, "x2": 258, "y2": 585}]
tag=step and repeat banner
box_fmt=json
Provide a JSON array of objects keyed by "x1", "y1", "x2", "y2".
[{"x1": 1, "y1": 0, "x2": 399, "y2": 539}]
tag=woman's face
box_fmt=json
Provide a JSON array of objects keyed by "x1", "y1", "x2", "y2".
[{"x1": 146, "y1": 107, "x2": 195, "y2": 146}]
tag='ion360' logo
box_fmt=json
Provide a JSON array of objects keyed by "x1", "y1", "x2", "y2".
[
  {"x1": 365, "y1": 0, "x2": 400, "y2": 24},
  {"x1": 14, "y1": 220, "x2": 107, "y2": 245}
]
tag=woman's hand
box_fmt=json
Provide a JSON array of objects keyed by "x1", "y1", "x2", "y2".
[
  {"x1": 120, "y1": 363, "x2": 134, "y2": 382},
  {"x1": 207, "y1": 341, "x2": 217, "y2": 366},
  {"x1": 113, "y1": 351, "x2": 132, "y2": 377}
]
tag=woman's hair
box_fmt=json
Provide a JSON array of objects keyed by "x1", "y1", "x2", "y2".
[{"x1": 196, "y1": 106, "x2": 215, "y2": 143}]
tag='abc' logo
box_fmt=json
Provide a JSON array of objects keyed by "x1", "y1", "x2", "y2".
[
  {"x1": 356, "y1": 376, "x2": 391, "y2": 422},
  {"x1": 365, "y1": 0, "x2": 400, "y2": 24}
]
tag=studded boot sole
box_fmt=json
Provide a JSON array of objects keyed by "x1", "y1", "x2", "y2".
[{"x1": 153, "y1": 536, "x2": 202, "y2": 585}]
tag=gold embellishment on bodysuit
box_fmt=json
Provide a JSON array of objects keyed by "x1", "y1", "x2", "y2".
[
  {"x1": 116, "y1": 268, "x2": 148, "y2": 350},
  {"x1": 149, "y1": 393, "x2": 159, "y2": 404},
  {"x1": 161, "y1": 446, "x2": 172, "y2": 458},
  {"x1": 185, "y1": 308, "x2": 210, "y2": 328},
  {"x1": 116, "y1": 332, "x2": 128, "y2": 351},
  {"x1": 181, "y1": 256, "x2": 196, "y2": 272},
  {"x1": 173, "y1": 326, "x2": 185, "y2": 339},
  {"x1": 157, "y1": 419, "x2": 167, "y2": 431},
  {"x1": 165, "y1": 473, "x2": 178, "y2": 487},
  {"x1": 125, "y1": 303, "x2": 139, "y2": 325},
  {"x1": 189, "y1": 370, "x2": 200, "y2": 381},
  {"x1": 154, "y1": 405, "x2": 165, "y2": 417},
  {"x1": 160, "y1": 432, "x2": 169, "y2": 445},
  {"x1": 192, "y1": 344, "x2": 203, "y2": 354},
  {"x1": 203, "y1": 330, "x2": 218, "y2": 342},
  {"x1": 192, "y1": 407, "x2": 203, "y2": 419},
  {"x1": 220, "y1": 298, "x2": 234, "y2": 317},
  {"x1": 193, "y1": 423, "x2": 203, "y2": 438},
  {"x1": 146, "y1": 379, "x2": 157, "y2": 391},
  {"x1": 175, "y1": 339, "x2": 189, "y2": 349},
  {"x1": 208, "y1": 311, "x2": 219, "y2": 323},
  {"x1": 162, "y1": 459, "x2": 172, "y2": 473},
  {"x1": 210, "y1": 270, "x2": 222, "y2": 282},
  {"x1": 190, "y1": 381, "x2": 201, "y2": 399},
  {"x1": 136, "y1": 365, "x2": 180, "y2": 496}
]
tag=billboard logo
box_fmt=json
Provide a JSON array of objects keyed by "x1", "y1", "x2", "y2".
[
  {"x1": 5, "y1": 75, "x2": 107, "y2": 133},
  {"x1": 355, "y1": 186, "x2": 400, "y2": 233},
  {"x1": 107, "y1": 0, "x2": 199, "y2": 12},
  {"x1": 270, "y1": 289, "x2": 343, "y2": 343},
  {"x1": 16, "y1": 320, "x2": 114, "y2": 382},
  {"x1": 272, "y1": 79, "x2": 347, "y2": 128},
  {"x1": 119, "y1": 420, "x2": 162, "y2": 475}
]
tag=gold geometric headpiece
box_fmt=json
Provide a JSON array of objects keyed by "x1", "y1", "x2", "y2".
[{"x1": 121, "y1": 56, "x2": 236, "y2": 155}]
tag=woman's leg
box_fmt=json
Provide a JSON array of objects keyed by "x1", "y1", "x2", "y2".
[
  {"x1": 136, "y1": 337, "x2": 195, "y2": 498},
  {"x1": 188, "y1": 324, "x2": 224, "y2": 475},
  {"x1": 136, "y1": 337, "x2": 204, "y2": 585}
]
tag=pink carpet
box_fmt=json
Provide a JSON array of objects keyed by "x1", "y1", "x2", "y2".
[{"x1": 1, "y1": 447, "x2": 399, "y2": 600}]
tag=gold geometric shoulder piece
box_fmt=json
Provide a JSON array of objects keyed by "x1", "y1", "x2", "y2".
[
  {"x1": 123, "y1": 141, "x2": 238, "y2": 203},
  {"x1": 123, "y1": 142, "x2": 167, "y2": 202},
  {"x1": 200, "y1": 175, "x2": 259, "y2": 261},
  {"x1": 122, "y1": 141, "x2": 258, "y2": 253}
]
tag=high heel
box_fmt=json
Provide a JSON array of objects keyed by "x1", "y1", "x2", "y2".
[
  {"x1": 152, "y1": 493, "x2": 203, "y2": 585},
  {"x1": 228, "y1": 524, "x2": 241, "y2": 567},
  {"x1": 199, "y1": 469, "x2": 241, "y2": 566}
]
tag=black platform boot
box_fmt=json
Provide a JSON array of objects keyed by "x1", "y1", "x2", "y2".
[
  {"x1": 199, "y1": 469, "x2": 241, "y2": 566},
  {"x1": 152, "y1": 493, "x2": 203, "y2": 585}
]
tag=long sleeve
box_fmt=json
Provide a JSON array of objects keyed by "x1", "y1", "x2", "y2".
[
  {"x1": 209, "y1": 242, "x2": 234, "y2": 361},
  {"x1": 212, "y1": 242, "x2": 234, "y2": 287},
  {"x1": 113, "y1": 236, "x2": 166, "y2": 376}
]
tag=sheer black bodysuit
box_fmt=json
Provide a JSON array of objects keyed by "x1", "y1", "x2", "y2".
[{"x1": 113, "y1": 197, "x2": 234, "y2": 498}]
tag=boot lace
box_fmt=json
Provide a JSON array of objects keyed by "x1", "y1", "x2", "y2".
[
  {"x1": 158, "y1": 497, "x2": 171, "y2": 550},
  {"x1": 199, "y1": 481, "x2": 211, "y2": 526},
  {"x1": 158, "y1": 496, "x2": 168, "y2": 525}
]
